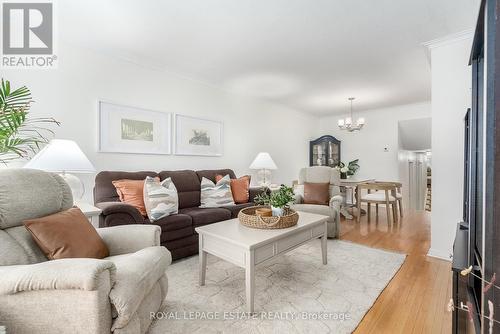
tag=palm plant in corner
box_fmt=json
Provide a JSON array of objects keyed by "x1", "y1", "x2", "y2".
[{"x1": 0, "y1": 79, "x2": 59, "y2": 164}]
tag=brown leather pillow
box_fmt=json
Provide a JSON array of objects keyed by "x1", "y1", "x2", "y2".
[
  {"x1": 303, "y1": 182, "x2": 330, "y2": 205},
  {"x1": 216, "y1": 174, "x2": 251, "y2": 204},
  {"x1": 24, "y1": 207, "x2": 109, "y2": 260}
]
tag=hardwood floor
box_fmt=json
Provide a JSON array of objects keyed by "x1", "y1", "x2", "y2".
[{"x1": 339, "y1": 208, "x2": 452, "y2": 333}]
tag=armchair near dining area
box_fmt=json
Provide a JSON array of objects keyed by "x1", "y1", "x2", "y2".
[{"x1": 291, "y1": 166, "x2": 343, "y2": 238}]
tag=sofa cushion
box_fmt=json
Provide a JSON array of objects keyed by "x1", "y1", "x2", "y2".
[
  {"x1": 216, "y1": 174, "x2": 250, "y2": 204},
  {"x1": 179, "y1": 207, "x2": 231, "y2": 227},
  {"x1": 196, "y1": 169, "x2": 237, "y2": 183},
  {"x1": 158, "y1": 226, "x2": 193, "y2": 243},
  {"x1": 163, "y1": 234, "x2": 198, "y2": 250},
  {"x1": 23, "y1": 207, "x2": 109, "y2": 260},
  {"x1": 145, "y1": 214, "x2": 193, "y2": 242},
  {"x1": 106, "y1": 246, "x2": 171, "y2": 331},
  {"x1": 163, "y1": 236, "x2": 199, "y2": 261},
  {"x1": 223, "y1": 203, "x2": 255, "y2": 218},
  {"x1": 143, "y1": 176, "x2": 179, "y2": 221},
  {"x1": 303, "y1": 182, "x2": 330, "y2": 205},
  {"x1": 94, "y1": 171, "x2": 158, "y2": 204},
  {"x1": 113, "y1": 178, "x2": 157, "y2": 216},
  {"x1": 200, "y1": 175, "x2": 235, "y2": 208},
  {"x1": 159, "y1": 170, "x2": 201, "y2": 209}
]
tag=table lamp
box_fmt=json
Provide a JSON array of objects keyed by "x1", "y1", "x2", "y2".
[
  {"x1": 249, "y1": 152, "x2": 277, "y2": 186},
  {"x1": 24, "y1": 139, "x2": 96, "y2": 199}
]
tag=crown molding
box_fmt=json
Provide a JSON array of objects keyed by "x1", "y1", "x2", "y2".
[{"x1": 422, "y1": 29, "x2": 474, "y2": 50}]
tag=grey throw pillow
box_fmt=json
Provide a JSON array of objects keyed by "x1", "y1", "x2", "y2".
[
  {"x1": 199, "y1": 175, "x2": 235, "y2": 208},
  {"x1": 143, "y1": 176, "x2": 179, "y2": 222}
]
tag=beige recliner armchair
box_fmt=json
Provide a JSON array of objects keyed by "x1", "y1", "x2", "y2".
[
  {"x1": 291, "y1": 166, "x2": 343, "y2": 238},
  {"x1": 0, "y1": 169, "x2": 171, "y2": 334}
]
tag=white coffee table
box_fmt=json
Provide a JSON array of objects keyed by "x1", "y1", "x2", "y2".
[{"x1": 195, "y1": 211, "x2": 329, "y2": 313}]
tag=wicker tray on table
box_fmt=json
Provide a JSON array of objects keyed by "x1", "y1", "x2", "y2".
[{"x1": 238, "y1": 206, "x2": 299, "y2": 229}]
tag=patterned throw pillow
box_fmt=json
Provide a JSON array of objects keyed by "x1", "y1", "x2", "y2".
[
  {"x1": 200, "y1": 174, "x2": 235, "y2": 208},
  {"x1": 143, "y1": 176, "x2": 179, "y2": 222}
]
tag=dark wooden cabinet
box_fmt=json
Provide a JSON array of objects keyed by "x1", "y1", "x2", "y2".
[
  {"x1": 454, "y1": 1, "x2": 500, "y2": 333},
  {"x1": 309, "y1": 135, "x2": 341, "y2": 167}
]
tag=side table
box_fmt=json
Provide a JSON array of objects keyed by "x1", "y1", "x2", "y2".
[{"x1": 75, "y1": 201, "x2": 101, "y2": 228}]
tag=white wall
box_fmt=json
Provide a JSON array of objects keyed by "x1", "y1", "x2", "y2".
[
  {"x1": 3, "y1": 43, "x2": 317, "y2": 202},
  {"x1": 428, "y1": 33, "x2": 472, "y2": 260},
  {"x1": 398, "y1": 117, "x2": 432, "y2": 151},
  {"x1": 316, "y1": 102, "x2": 431, "y2": 183}
]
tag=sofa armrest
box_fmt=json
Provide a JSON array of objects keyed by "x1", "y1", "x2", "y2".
[
  {"x1": 96, "y1": 224, "x2": 161, "y2": 256},
  {"x1": 96, "y1": 201, "x2": 144, "y2": 220},
  {"x1": 0, "y1": 258, "x2": 115, "y2": 295},
  {"x1": 249, "y1": 186, "x2": 269, "y2": 202},
  {"x1": 96, "y1": 201, "x2": 145, "y2": 227},
  {"x1": 329, "y1": 195, "x2": 343, "y2": 210}
]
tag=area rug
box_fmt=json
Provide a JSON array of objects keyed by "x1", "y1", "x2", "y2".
[{"x1": 148, "y1": 240, "x2": 405, "y2": 334}]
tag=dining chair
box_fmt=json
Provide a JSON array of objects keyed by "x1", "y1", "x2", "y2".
[
  {"x1": 374, "y1": 181, "x2": 403, "y2": 218},
  {"x1": 356, "y1": 182, "x2": 398, "y2": 224}
]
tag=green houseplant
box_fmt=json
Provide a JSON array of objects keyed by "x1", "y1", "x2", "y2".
[
  {"x1": 336, "y1": 159, "x2": 360, "y2": 179},
  {"x1": 0, "y1": 79, "x2": 59, "y2": 164},
  {"x1": 254, "y1": 184, "x2": 295, "y2": 216}
]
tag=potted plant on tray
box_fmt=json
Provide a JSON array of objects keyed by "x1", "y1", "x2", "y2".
[{"x1": 254, "y1": 184, "x2": 295, "y2": 216}]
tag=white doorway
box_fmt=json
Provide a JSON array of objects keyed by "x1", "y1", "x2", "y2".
[
  {"x1": 398, "y1": 118, "x2": 431, "y2": 212},
  {"x1": 408, "y1": 152, "x2": 430, "y2": 210}
]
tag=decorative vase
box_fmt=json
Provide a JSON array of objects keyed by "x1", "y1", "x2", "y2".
[
  {"x1": 340, "y1": 172, "x2": 347, "y2": 179},
  {"x1": 271, "y1": 206, "x2": 284, "y2": 216}
]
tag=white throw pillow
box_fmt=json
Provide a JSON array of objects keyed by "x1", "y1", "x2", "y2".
[
  {"x1": 143, "y1": 176, "x2": 179, "y2": 222},
  {"x1": 199, "y1": 175, "x2": 235, "y2": 208}
]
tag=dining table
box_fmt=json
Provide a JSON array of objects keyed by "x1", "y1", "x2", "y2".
[{"x1": 339, "y1": 177, "x2": 375, "y2": 220}]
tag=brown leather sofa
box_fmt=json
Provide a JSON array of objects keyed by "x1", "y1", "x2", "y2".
[{"x1": 94, "y1": 169, "x2": 266, "y2": 260}]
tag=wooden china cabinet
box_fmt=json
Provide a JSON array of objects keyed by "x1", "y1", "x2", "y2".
[{"x1": 309, "y1": 135, "x2": 341, "y2": 168}]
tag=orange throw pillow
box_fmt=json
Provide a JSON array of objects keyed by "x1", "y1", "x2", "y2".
[
  {"x1": 24, "y1": 207, "x2": 109, "y2": 260},
  {"x1": 216, "y1": 174, "x2": 250, "y2": 204},
  {"x1": 112, "y1": 178, "x2": 157, "y2": 216},
  {"x1": 303, "y1": 182, "x2": 330, "y2": 205}
]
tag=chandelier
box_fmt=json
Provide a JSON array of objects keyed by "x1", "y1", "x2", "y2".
[{"x1": 338, "y1": 97, "x2": 365, "y2": 132}]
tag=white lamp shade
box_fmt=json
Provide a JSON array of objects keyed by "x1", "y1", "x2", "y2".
[
  {"x1": 249, "y1": 152, "x2": 277, "y2": 170},
  {"x1": 24, "y1": 139, "x2": 95, "y2": 173}
]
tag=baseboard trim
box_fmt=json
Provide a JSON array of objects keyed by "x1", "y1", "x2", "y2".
[{"x1": 427, "y1": 248, "x2": 452, "y2": 262}]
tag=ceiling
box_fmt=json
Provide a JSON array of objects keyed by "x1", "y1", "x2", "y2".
[{"x1": 59, "y1": 0, "x2": 479, "y2": 115}]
